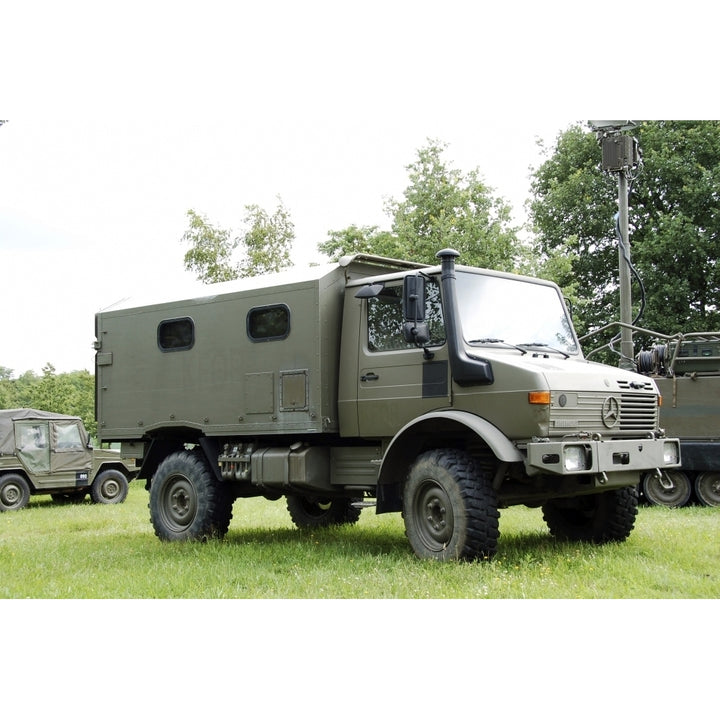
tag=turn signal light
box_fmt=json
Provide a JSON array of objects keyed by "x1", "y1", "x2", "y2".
[{"x1": 528, "y1": 391, "x2": 551, "y2": 405}]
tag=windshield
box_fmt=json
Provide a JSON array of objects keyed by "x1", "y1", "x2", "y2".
[{"x1": 455, "y1": 271, "x2": 578, "y2": 355}]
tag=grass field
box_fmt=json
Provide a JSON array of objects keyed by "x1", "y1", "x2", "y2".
[
  {"x1": 4, "y1": 480, "x2": 716, "y2": 720},
  {"x1": 2, "y1": 480, "x2": 719, "y2": 599}
]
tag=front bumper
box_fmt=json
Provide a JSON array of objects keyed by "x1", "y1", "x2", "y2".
[{"x1": 526, "y1": 437, "x2": 681, "y2": 476}]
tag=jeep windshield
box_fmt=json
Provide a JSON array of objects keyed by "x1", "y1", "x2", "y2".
[{"x1": 454, "y1": 270, "x2": 579, "y2": 355}]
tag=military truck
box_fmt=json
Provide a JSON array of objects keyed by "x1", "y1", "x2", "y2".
[
  {"x1": 0, "y1": 408, "x2": 137, "y2": 511},
  {"x1": 586, "y1": 325, "x2": 720, "y2": 508},
  {"x1": 94, "y1": 249, "x2": 681, "y2": 560}
]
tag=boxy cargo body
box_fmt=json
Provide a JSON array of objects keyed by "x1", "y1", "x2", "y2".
[
  {"x1": 95, "y1": 250, "x2": 681, "y2": 560},
  {"x1": 96, "y1": 260, "x2": 364, "y2": 440}
]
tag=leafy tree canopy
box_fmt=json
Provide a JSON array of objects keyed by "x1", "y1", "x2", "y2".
[
  {"x1": 182, "y1": 196, "x2": 294, "y2": 283},
  {"x1": 0, "y1": 365, "x2": 97, "y2": 438},
  {"x1": 319, "y1": 139, "x2": 522, "y2": 270},
  {"x1": 529, "y1": 121, "x2": 720, "y2": 342}
]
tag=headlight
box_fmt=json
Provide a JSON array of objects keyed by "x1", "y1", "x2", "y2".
[
  {"x1": 563, "y1": 445, "x2": 590, "y2": 472},
  {"x1": 663, "y1": 442, "x2": 679, "y2": 465}
]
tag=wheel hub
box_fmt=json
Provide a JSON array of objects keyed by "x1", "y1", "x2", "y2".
[
  {"x1": 417, "y1": 482, "x2": 453, "y2": 548},
  {"x1": 3, "y1": 485, "x2": 19, "y2": 503},
  {"x1": 426, "y1": 497, "x2": 447, "y2": 532},
  {"x1": 103, "y1": 480, "x2": 120, "y2": 499},
  {"x1": 171, "y1": 487, "x2": 191, "y2": 518}
]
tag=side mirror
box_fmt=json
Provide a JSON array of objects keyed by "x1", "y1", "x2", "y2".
[{"x1": 402, "y1": 274, "x2": 430, "y2": 345}]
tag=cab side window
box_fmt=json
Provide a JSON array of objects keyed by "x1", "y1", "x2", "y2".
[{"x1": 367, "y1": 280, "x2": 445, "y2": 352}]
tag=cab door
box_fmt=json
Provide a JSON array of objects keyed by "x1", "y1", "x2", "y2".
[{"x1": 355, "y1": 279, "x2": 450, "y2": 438}]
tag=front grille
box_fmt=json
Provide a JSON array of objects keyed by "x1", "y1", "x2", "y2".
[
  {"x1": 618, "y1": 393, "x2": 658, "y2": 430},
  {"x1": 550, "y1": 391, "x2": 658, "y2": 437}
]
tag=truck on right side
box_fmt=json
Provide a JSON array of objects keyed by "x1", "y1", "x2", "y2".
[{"x1": 585, "y1": 324, "x2": 720, "y2": 507}]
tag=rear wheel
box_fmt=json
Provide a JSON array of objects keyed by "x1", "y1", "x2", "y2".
[
  {"x1": 642, "y1": 470, "x2": 692, "y2": 507},
  {"x1": 695, "y1": 472, "x2": 720, "y2": 507},
  {"x1": 0, "y1": 473, "x2": 31, "y2": 511},
  {"x1": 150, "y1": 451, "x2": 233, "y2": 540},
  {"x1": 542, "y1": 486, "x2": 638, "y2": 543},
  {"x1": 287, "y1": 495, "x2": 362, "y2": 528},
  {"x1": 403, "y1": 449, "x2": 500, "y2": 561},
  {"x1": 91, "y1": 469, "x2": 129, "y2": 504}
]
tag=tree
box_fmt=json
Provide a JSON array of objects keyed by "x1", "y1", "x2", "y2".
[
  {"x1": 182, "y1": 196, "x2": 295, "y2": 283},
  {"x1": 317, "y1": 224, "x2": 396, "y2": 262},
  {"x1": 528, "y1": 125, "x2": 617, "y2": 337},
  {"x1": 630, "y1": 122, "x2": 720, "y2": 333},
  {"x1": 0, "y1": 366, "x2": 97, "y2": 438},
  {"x1": 387, "y1": 139, "x2": 520, "y2": 270},
  {"x1": 181, "y1": 210, "x2": 238, "y2": 284},
  {"x1": 236, "y1": 199, "x2": 294, "y2": 277},
  {"x1": 528, "y1": 121, "x2": 720, "y2": 342},
  {"x1": 319, "y1": 139, "x2": 522, "y2": 269}
]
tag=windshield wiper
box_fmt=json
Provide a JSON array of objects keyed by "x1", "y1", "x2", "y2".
[
  {"x1": 517, "y1": 342, "x2": 570, "y2": 359},
  {"x1": 468, "y1": 338, "x2": 528, "y2": 355}
]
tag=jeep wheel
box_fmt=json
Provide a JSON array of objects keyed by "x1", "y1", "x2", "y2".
[
  {"x1": 91, "y1": 469, "x2": 129, "y2": 504},
  {"x1": 0, "y1": 473, "x2": 31, "y2": 512},
  {"x1": 642, "y1": 470, "x2": 692, "y2": 507},
  {"x1": 542, "y1": 486, "x2": 638, "y2": 543},
  {"x1": 150, "y1": 451, "x2": 233, "y2": 541},
  {"x1": 403, "y1": 449, "x2": 500, "y2": 561},
  {"x1": 286, "y1": 495, "x2": 362, "y2": 528},
  {"x1": 695, "y1": 472, "x2": 720, "y2": 507}
]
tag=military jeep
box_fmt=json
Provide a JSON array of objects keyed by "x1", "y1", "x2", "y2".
[{"x1": 0, "y1": 408, "x2": 137, "y2": 511}]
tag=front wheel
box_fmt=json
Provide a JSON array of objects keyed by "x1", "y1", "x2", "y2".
[
  {"x1": 642, "y1": 470, "x2": 691, "y2": 507},
  {"x1": 542, "y1": 486, "x2": 638, "y2": 543},
  {"x1": 0, "y1": 473, "x2": 31, "y2": 511},
  {"x1": 286, "y1": 495, "x2": 362, "y2": 528},
  {"x1": 403, "y1": 449, "x2": 500, "y2": 561},
  {"x1": 150, "y1": 451, "x2": 233, "y2": 541},
  {"x1": 91, "y1": 469, "x2": 129, "y2": 504}
]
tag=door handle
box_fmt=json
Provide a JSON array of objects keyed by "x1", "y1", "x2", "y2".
[{"x1": 361, "y1": 372, "x2": 379, "y2": 382}]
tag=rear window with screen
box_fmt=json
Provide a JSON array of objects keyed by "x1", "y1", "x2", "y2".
[
  {"x1": 247, "y1": 304, "x2": 290, "y2": 342},
  {"x1": 158, "y1": 317, "x2": 195, "y2": 351}
]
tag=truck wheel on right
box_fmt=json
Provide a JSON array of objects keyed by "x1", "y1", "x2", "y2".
[{"x1": 542, "y1": 486, "x2": 638, "y2": 543}]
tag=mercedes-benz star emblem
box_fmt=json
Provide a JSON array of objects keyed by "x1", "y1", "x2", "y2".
[{"x1": 601, "y1": 396, "x2": 620, "y2": 428}]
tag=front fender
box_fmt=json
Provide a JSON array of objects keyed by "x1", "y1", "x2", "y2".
[{"x1": 375, "y1": 410, "x2": 522, "y2": 513}]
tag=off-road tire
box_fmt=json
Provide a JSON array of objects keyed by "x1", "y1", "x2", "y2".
[
  {"x1": 91, "y1": 469, "x2": 129, "y2": 504},
  {"x1": 286, "y1": 495, "x2": 362, "y2": 528},
  {"x1": 0, "y1": 473, "x2": 31, "y2": 512},
  {"x1": 542, "y1": 486, "x2": 639, "y2": 543},
  {"x1": 695, "y1": 472, "x2": 720, "y2": 507},
  {"x1": 642, "y1": 470, "x2": 692, "y2": 507},
  {"x1": 403, "y1": 449, "x2": 500, "y2": 561},
  {"x1": 150, "y1": 451, "x2": 233, "y2": 541}
]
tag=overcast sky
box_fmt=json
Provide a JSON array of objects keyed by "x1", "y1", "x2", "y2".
[{"x1": 1, "y1": 0, "x2": 711, "y2": 375}]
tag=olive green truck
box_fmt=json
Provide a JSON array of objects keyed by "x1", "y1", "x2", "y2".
[{"x1": 94, "y1": 249, "x2": 681, "y2": 560}]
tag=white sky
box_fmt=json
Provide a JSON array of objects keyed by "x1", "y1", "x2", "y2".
[{"x1": 1, "y1": 0, "x2": 712, "y2": 375}]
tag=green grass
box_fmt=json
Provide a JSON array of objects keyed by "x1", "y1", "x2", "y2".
[{"x1": 1, "y1": 481, "x2": 719, "y2": 598}]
